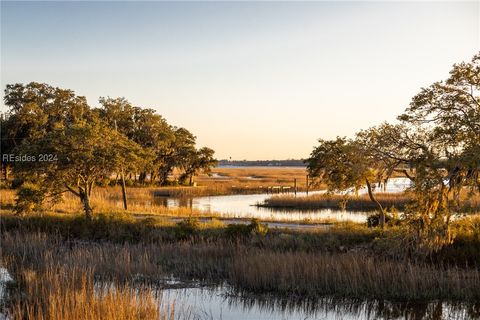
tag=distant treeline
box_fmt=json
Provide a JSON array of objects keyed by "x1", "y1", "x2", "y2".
[{"x1": 218, "y1": 159, "x2": 305, "y2": 167}]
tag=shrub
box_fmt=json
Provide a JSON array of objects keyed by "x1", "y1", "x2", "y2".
[
  {"x1": 96, "y1": 178, "x2": 111, "y2": 187},
  {"x1": 225, "y1": 219, "x2": 269, "y2": 239},
  {"x1": 14, "y1": 182, "x2": 45, "y2": 215},
  {"x1": 175, "y1": 217, "x2": 199, "y2": 239},
  {"x1": 367, "y1": 208, "x2": 400, "y2": 228}
]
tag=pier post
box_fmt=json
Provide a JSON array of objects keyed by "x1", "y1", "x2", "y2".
[{"x1": 306, "y1": 175, "x2": 309, "y2": 196}]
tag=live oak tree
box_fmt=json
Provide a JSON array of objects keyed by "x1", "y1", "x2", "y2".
[
  {"x1": 179, "y1": 147, "x2": 217, "y2": 186},
  {"x1": 306, "y1": 137, "x2": 388, "y2": 228},
  {"x1": 97, "y1": 97, "x2": 175, "y2": 185},
  {"x1": 395, "y1": 53, "x2": 480, "y2": 251},
  {"x1": 14, "y1": 121, "x2": 147, "y2": 219},
  {"x1": 4, "y1": 82, "x2": 217, "y2": 218},
  {"x1": 1, "y1": 82, "x2": 90, "y2": 180},
  {"x1": 308, "y1": 53, "x2": 480, "y2": 238}
]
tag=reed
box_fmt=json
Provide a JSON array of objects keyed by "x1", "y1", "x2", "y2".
[
  {"x1": 1, "y1": 232, "x2": 178, "y2": 320},
  {"x1": 2, "y1": 228, "x2": 480, "y2": 305},
  {"x1": 260, "y1": 192, "x2": 412, "y2": 211},
  {"x1": 6, "y1": 267, "x2": 169, "y2": 320},
  {"x1": 230, "y1": 251, "x2": 480, "y2": 301}
]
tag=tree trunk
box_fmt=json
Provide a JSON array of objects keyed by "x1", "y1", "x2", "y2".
[
  {"x1": 139, "y1": 171, "x2": 147, "y2": 184},
  {"x1": 121, "y1": 169, "x2": 128, "y2": 210},
  {"x1": 189, "y1": 174, "x2": 193, "y2": 186},
  {"x1": 80, "y1": 190, "x2": 93, "y2": 220},
  {"x1": 150, "y1": 171, "x2": 156, "y2": 185},
  {"x1": 366, "y1": 179, "x2": 385, "y2": 229}
]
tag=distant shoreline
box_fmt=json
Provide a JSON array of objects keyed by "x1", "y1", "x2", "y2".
[
  {"x1": 217, "y1": 165, "x2": 306, "y2": 169},
  {"x1": 217, "y1": 159, "x2": 306, "y2": 168}
]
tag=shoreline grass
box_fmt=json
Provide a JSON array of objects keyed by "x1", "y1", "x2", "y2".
[
  {"x1": 259, "y1": 192, "x2": 480, "y2": 213},
  {"x1": 259, "y1": 192, "x2": 411, "y2": 211},
  {"x1": 0, "y1": 187, "x2": 350, "y2": 225},
  {"x1": 1, "y1": 213, "x2": 480, "y2": 305}
]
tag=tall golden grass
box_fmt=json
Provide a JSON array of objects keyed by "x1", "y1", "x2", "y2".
[
  {"x1": 261, "y1": 192, "x2": 411, "y2": 211},
  {"x1": 2, "y1": 213, "x2": 480, "y2": 303},
  {"x1": 2, "y1": 231, "x2": 178, "y2": 320},
  {"x1": 7, "y1": 267, "x2": 170, "y2": 320},
  {"x1": 196, "y1": 167, "x2": 313, "y2": 190},
  {"x1": 0, "y1": 187, "x2": 213, "y2": 217},
  {"x1": 261, "y1": 191, "x2": 480, "y2": 213},
  {"x1": 230, "y1": 251, "x2": 480, "y2": 301}
]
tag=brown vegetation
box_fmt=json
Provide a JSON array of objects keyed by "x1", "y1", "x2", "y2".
[
  {"x1": 260, "y1": 191, "x2": 480, "y2": 213},
  {"x1": 261, "y1": 192, "x2": 411, "y2": 211},
  {"x1": 2, "y1": 231, "x2": 177, "y2": 320},
  {"x1": 1, "y1": 213, "x2": 480, "y2": 308}
]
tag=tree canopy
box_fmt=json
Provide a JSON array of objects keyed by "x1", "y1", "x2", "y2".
[
  {"x1": 306, "y1": 52, "x2": 480, "y2": 249},
  {"x1": 2, "y1": 82, "x2": 217, "y2": 217}
]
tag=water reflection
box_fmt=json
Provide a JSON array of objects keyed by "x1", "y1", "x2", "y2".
[
  {"x1": 116, "y1": 177, "x2": 413, "y2": 223},
  {"x1": 154, "y1": 192, "x2": 372, "y2": 223},
  {"x1": 160, "y1": 285, "x2": 479, "y2": 320}
]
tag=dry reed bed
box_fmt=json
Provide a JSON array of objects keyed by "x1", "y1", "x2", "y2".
[
  {"x1": 5, "y1": 266, "x2": 168, "y2": 320},
  {"x1": 231, "y1": 251, "x2": 480, "y2": 301},
  {"x1": 261, "y1": 193, "x2": 412, "y2": 211},
  {"x1": 261, "y1": 191, "x2": 480, "y2": 213},
  {"x1": 1, "y1": 234, "x2": 177, "y2": 319},
  {"x1": 2, "y1": 219, "x2": 480, "y2": 304}
]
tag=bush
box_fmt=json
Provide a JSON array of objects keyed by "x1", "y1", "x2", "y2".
[
  {"x1": 226, "y1": 219, "x2": 269, "y2": 239},
  {"x1": 367, "y1": 208, "x2": 400, "y2": 228},
  {"x1": 14, "y1": 182, "x2": 45, "y2": 215},
  {"x1": 96, "y1": 178, "x2": 111, "y2": 187},
  {"x1": 175, "y1": 217, "x2": 199, "y2": 239}
]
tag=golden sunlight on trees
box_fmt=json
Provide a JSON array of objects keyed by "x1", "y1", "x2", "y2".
[
  {"x1": 1, "y1": 83, "x2": 217, "y2": 218},
  {"x1": 307, "y1": 53, "x2": 480, "y2": 251}
]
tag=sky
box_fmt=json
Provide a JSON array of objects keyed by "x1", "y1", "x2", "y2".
[{"x1": 1, "y1": 1, "x2": 479, "y2": 160}]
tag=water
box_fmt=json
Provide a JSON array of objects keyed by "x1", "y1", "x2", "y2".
[
  {"x1": 0, "y1": 265, "x2": 476, "y2": 320},
  {"x1": 155, "y1": 192, "x2": 371, "y2": 223},
  {"x1": 0, "y1": 268, "x2": 13, "y2": 320},
  {"x1": 160, "y1": 285, "x2": 478, "y2": 320},
  {"x1": 151, "y1": 178, "x2": 412, "y2": 223}
]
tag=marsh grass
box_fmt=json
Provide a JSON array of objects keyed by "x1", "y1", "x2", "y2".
[
  {"x1": 261, "y1": 190, "x2": 480, "y2": 214},
  {"x1": 2, "y1": 214, "x2": 480, "y2": 303},
  {"x1": 230, "y1": 251, "x2": 480, "y2": 301},
  {"x1": 260, "y1": 193, "x2": 412, "y2": 211},
  {"x1": 193, "y1": 167, "x2": 321, "y2": 191},
  {"x1": 1, "y1": 231, "x2": 178, "y2": 320},
  {"x1": 6, "y1": 266, "x2": 169, "y2": 320}
]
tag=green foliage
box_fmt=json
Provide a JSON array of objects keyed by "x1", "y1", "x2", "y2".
[
  {"x1": 178, "y1": 146, "x2": 217, "y2": 186},
  {"x1": 175, "y1": 217, "x2": 200, "y2": 239},
  {"x1": 306, "y1": 137, "x2": 387, "y2": 227},
  {"x1": 14, "y1": 183, "x2": 45, "y2": 215},
  {"x1": 306, "y1": 137, "x2": 373, "y2": 192},
  {"x1": 3, "y1": 82, "x2": 217, "y2": 217},
  {"x1": 307, "y1": 53, "x2": 480, "y2": 251},
  {"x1": 225, "y1": 219, "x2": 269, "y2": 239}
]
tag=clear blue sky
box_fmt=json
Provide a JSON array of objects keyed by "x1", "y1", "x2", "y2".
[{"x1": 1, "y1": 1, "x2": 479, "y2": 160}]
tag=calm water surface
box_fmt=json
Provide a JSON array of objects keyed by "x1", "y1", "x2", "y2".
[
  {"x1": 160, "y1": 284, "x2": 478, "y2": 320},
  {"x1": 151, "y1": 178, "x2": 412, "y2": 223}
]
